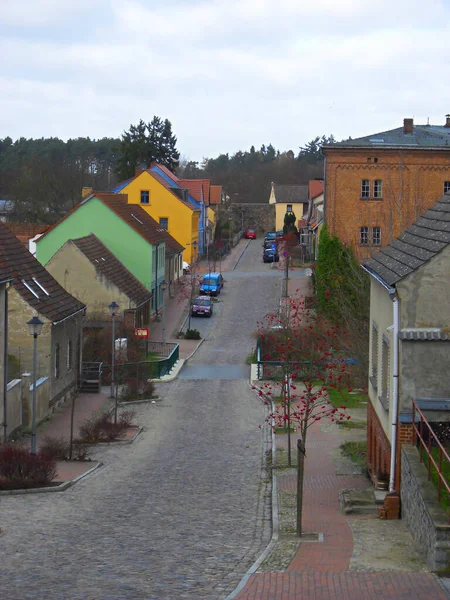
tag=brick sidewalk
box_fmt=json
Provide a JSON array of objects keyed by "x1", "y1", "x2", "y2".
[{"x1": 234, "y1": 420, "x2": 449, "y2": 599}]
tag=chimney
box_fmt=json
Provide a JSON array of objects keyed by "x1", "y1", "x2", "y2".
[
  {"x1": 445, "y1": 114, "x2": 450, "y2": 128},
  {"x1": 403, "y1": 118, "x2": 413, "y2": 134},
  {"x1": 81, "y1": 186, "x2": 93, "y2": 199}
]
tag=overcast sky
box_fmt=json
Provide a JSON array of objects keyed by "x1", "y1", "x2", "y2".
[{"x1": 1, "y1": 0, "x2": 450, "y2": 162}]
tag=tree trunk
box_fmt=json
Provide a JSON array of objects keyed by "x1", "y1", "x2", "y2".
[{"x1": 296, "y1": 437, "x2": 306, "y2": 536}]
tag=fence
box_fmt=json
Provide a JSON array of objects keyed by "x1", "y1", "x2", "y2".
[
  {"x1": 102, "y1": 343, "x2": 180, "y2": 384},
  {"x1": 412, "y1": 399, "x2": 450, "y2": 512}
]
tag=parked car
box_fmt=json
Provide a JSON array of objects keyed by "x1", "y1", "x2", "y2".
[
  {"x1": 263, "y1": 247, "x2": 279, "y2": 263},
  {"x1": 264, "y1": 231, "x2": 277, "y2": 242},
  {"x1": 183, "y1": 261, "x2": 191, "y2": 274},
  {"x1": 191, "y1": 296, "x2": 213, "y2": 317},
  {"x1": 263, "y1": 239, "x2": 275, "y2": 249},
  {"x1": 199, "y1": 272, "x2": 224, "y2": 296},
  {"x1": 244, "y1": 228, "x2": 257, "y2": 239},
  {"x1": 276, "y1": 230, "x2": 284, "y2": 241}
]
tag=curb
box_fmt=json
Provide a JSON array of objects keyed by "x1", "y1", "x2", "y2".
[
  {"x1": 86, "y1": 426, "x2": 142, "y2": 446},
  {"x1": 0, "y1": 460, "x2": 103, "y2": 496},
  {"x1": 232, "y1": 240, "x2": 250, "y2": 271},
  {"x1": 225, "y1": 380, "x2": 279, "y2": 600}
]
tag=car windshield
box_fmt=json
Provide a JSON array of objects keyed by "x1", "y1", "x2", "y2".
[
  {"x1": 265, "y1": 232, "x2": 276, "y2": 239},
  {"x1": 195, "y1": 298, "x2": 211, "y2": 306},
  {"x1": 247, "y1": 229, "x2": 255, "y2": 233},
  {"x1": 202, "y1": 278, "x2": 215, "y2": 286}
]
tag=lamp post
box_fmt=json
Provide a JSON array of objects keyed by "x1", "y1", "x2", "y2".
[
  {"x1": 108, "y1": 301, "x2": 119, "y2": 404},
  {"x1": 160, "y1": 280, "x2": 167, "y2": 343},
  {"x1": 27, "y1": 316, "x2": 43, "y2": 455}
]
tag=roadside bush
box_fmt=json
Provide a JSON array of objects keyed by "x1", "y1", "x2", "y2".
[
  {"x1": 185, "y1": 328, "x2": 201, "y2": 340},
  {"x1": 0, "y1": 444, "x2": 57, "y2": 489},
  {"x1": 78, "y1": 410, "x2": 136, "y2": 443},
  {"x1": 71, "y1": 439, "x2": 91, "y2": 461},
  {"x1": 40, "y1": 436, "x2": 70, "y2": 460},
  {"x1": 121, "y1": 378, "x2": 156, "y2": 400}
]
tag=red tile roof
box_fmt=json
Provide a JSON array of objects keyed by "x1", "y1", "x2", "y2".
[
  {"x1": 0, "y1": 223, "x2": 86, "y2": 323},
  {"x1": 309, "y1": 180, "x2": 324, "y2": 199},
  {"x1": 178, "y1": 179, "x2": 204, "y2": 202},
  {"x1": 71, "y1": 234, "x2": 152, "y2": 307},
  {"x1": 6, "y1": 223, "x2": 49, "y2": 246},
  {"x1": 210, "y1": 185, "x2": 222, "y2": 205}
]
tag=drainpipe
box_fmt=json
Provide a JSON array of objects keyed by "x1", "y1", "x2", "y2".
[
  {"x1": 389, "y1": 291, "x2": 400, "y2": 493},
  {"x1": 3, "y1": 282, "x2": 10, "y2": 442}
]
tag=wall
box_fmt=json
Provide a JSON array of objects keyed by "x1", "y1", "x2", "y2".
[
  {"x1": 121, "y1": 171, "x2": 198, "y2": 263},
  {"x1": 4, "y1": 378, "x2": 21, "y2": 438},
  {"x1": 45, "y1": 242, "x2": 138, "y2": 321},
  {"x1": 401, "y1": 445, "x2": 450, "y2": 571},
  {"x1": 49, "y1": 315, "x2": 82, "y2": 410},
  {"x1": 229, "y1": 203, "x2": 275, "y2": 235},
  {"x1": 275, "y1": 203, "x2": 307, "y2": 231},
  {"x1": 36, "y1": 197, "x2": 153, "y2": 289},
  {"x1": 324, "y1": 147, "x2": 450, "y2": 260},
  {"x1": 0, "y1": 282, "x2": 5, "y2": 437}
]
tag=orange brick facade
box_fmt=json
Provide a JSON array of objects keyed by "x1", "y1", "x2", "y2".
[
  {"x1": 324, "y1": 147, "x2": 450, "y2": 260},
  {"x1": 367, "y1": 399, "x2": 414, "y2": 492}
]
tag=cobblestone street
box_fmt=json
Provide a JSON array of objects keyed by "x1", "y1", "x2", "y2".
[{"x1": 0, "y1": 240, "x2": 280, "y2": 600}]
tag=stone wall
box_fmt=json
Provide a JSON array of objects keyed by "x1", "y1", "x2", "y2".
[
  {"x1": 401, "y1": 445, "x2": 450, "y2": 571},
  {"x1": 228, "y1": 203, "x2": 275, "y2": 236}
]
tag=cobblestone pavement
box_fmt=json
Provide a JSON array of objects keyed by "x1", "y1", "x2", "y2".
[{"x1": 0, "y1": 239, "x2": 282, "y2": 600}]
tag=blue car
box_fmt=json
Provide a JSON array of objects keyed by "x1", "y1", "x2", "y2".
[
  {"x1": 263, "y1": 248, "x2": 279, "y2": 263},
  {"x1": 199, "y1": 272, "x2": 224, "y2": 296}
]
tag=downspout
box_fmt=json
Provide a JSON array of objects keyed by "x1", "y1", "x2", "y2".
[
  {"x1": 389, "y1": 291, "x2": 400, "y2": 493},
  {"x1": 3, "y1": 282, "x2": 9, "y2": 441}
]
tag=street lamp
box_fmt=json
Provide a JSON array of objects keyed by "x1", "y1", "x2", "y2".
[
  {"x1": 27, "y1": 315, "x2": 44, "y2": 455},
  {"x1": 108, "y1": 301, "x2": 119, "y2": 402},
  {"x1": 160, "y1": 280, "x2": 167, "y2": 343}
]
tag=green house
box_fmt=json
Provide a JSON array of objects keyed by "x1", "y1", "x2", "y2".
[{"x1": 36, "y1": 192, "x2": 184, "y2": 313}]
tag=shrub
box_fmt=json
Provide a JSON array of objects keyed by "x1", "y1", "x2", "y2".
[
  {"x1": 0, "y1": 444, "x2": 57, "y2": 489},
  {"x1": 121, "y1": 378, "x2": 156, "y2": 400},
  {"x1": 78, "y1": 410, "x2": 135, "y2": 443},
  {"x1": 185, "y1": 328, "x2": 201, "y2": 340},
  {"x1": 40, "y1": 436, "x2": 70, "y2": 460},
  {"x1": 71, "y1": 439, "x2": 91, "y2": 461}
]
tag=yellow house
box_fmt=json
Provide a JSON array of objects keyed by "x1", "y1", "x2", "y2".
[
  {"x1": 269, "y1": 183, "x2": 309, "y2": 231},
  {"x1": 112, "y1": 168, "x2": 201, "y2": 264}
]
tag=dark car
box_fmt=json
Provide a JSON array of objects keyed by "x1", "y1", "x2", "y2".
[
  {"x1": 264, "y1": 231, "x2": 277, "y2": 242},
  {"x1": 263, "y1": 247, "x2": 279, "y2": 263},
  {"x1": 244, "y1": 228, "x2": 257, "y2": 239},
  {"x1": 191, "y1": 296, "x2": 213, "y2": 317}
]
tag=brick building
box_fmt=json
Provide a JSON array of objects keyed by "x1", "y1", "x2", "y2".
[{"x1": 322, "y1": 115, "x2": 450, "y2": 260}]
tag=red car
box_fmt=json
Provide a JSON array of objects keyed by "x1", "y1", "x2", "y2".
[{"x1": 244, "y1": 228, "x2": 257, "y2": 239}]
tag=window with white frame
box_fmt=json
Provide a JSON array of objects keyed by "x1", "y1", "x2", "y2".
[
  {"x1": 372, "y1": 227, "x2": 381, "y2": 245},
  {"x1": 361, "y1": 180, "x2": 370, "y2": 198},
  {"x1": 373, "y1": 179, "x2": 383, "y2": 199},
  {"x1": 381, "y1": 338, "x2": 390, "y2": 408},
  {"x1": 371, "y1": 324, "x2": 378, "y2": 388},
  {"x1": 360, "y1": 226, "x2": 369, "y2": 245},
  {"x1": 444, "y1": 181, "x2": 450, "y2": 194},
  {"x1": 67, "y1": 339, "x2": 73, "y2": 370}
]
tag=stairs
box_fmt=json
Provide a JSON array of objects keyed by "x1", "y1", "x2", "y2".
[{"x1": 79, "y1": 362, "x2": 103, "y2": 394}]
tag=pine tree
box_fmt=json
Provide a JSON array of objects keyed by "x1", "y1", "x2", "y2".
[{"x1": 115, "y1": 117, "x2": 180, "y2": 180}]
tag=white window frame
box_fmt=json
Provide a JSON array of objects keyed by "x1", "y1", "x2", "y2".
[
  {"x1": 361, "y1": 180, "x2": 370, "y2": 199},
  {"x1": 372, "y1": 227, "x2": 381, "y2": 246},
  {"x1": 360, "y1": 226, "x2": 369, "y2": 245},
  {"x1": 373, "y1": 180, "x2": 383, "y2": 199}
]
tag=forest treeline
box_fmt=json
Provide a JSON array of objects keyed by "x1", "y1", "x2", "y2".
[{"x1": 0, "y1": 118, "x2": 334, "y2": 224}]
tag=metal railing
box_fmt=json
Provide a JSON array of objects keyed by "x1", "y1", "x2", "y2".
[
  {"x1": 412, "y1": 399, "x2": 450, "y2": 510},
  {"x1": 102, "y1": 344, "x2": 179, "y2": 382}
]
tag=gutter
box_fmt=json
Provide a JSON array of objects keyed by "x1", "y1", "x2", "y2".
[
  {"x1": 361, "y1": 265, "x2": 400, "y2": 493},
  {"x1": 53, "y1": 305, "x2": 86, "y2": 325}
]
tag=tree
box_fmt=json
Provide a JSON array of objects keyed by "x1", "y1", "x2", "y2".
[
  {"x1": 115, "y1": 116, "x2": 180, "y2": 180},
  {"x1": 283, "y1": 211, "x2": 298, "y2": 236},
  {"x1": 256, "y1": 294, "x2": 354, "y2": 535}
]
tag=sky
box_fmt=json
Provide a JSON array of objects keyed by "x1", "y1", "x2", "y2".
[{"x1": 1, "y1": 0, "x2": 450, "y2": 162}]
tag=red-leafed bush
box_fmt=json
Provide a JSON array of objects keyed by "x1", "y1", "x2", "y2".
[{"x1": 0, "y1": 444, "x2": 57, "y2": 489}]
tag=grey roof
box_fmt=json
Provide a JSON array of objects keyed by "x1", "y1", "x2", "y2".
[
  {"x1": 399, "y1": 328, "x2": 450, "y2": 341},
  {"x1": 363, "y1": 192, "x2": 450, "y2": 286},
  {"x1": 323, "y1": 124, "x2": 450, "y2": 150},
  {"x1": 273, "y1": 185, "x2": 309, "y2": 204}
]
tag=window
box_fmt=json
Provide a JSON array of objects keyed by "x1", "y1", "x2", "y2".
[
  {"x1": 444, "y1": 181, "x2": 450, "y2": 194},
  {"x1": 360, "y1": 227, "x2": 369, "y2": 245},
  {"x1": 372, "y1": 227, "x2": 381, "y2": 245},
  {"x1": 287, "y1": 204, "x2": 293, "y2": 212},
  {"x1": 67, "y1": 339, "x2": 73, "y2": 370},
  {"x1": 374, "y1": 157, "x2": 378, "y2": 163},
  {"x1": 380, "y1": 339, "x2": 390, "y2": 409},
  {"x1": 55, "y1": 343, "x2": 60, "y2": 379},
  {"x1": 371, "y1": 323, "x2": 378, "y2": 389},
  {"x1": 140, "y1": 190, "x2": 150, "y2": 204},
  {"x1": 159, "y1": 217, "x2": 168, "y2": 230},
  {"x1": 373, "y1": 180, "x2": 383, "y2": 199},
  {"x1": 361, "y1": 180, "x2": 370, "y2": 198}
]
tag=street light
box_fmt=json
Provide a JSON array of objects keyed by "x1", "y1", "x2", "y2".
[
  {"x1": 27, "y1": 315, "x2": 43, "y2": 455},
  {"x1": 108, "y1": 301, "x2": 119, "y2": 403},
  {"x1": 160, "y1": 280, "x2": 167, "y2": 343}
]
